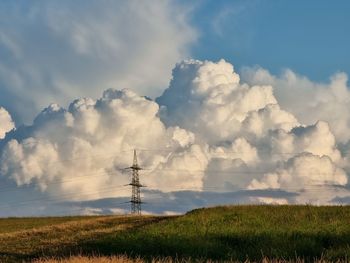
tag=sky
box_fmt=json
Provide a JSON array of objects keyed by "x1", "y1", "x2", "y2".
[
  {"x1": 190, "y1": 0, "x2": 350, "y2": 81},
  {"x1": 0, "y1": 0, "x2": 350, "y2": 216}
]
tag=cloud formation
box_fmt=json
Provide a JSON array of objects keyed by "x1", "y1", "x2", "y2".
[
  {"x1": 0, "y1": 0, "x2": 196, "y2": 123},
  {"x1": 0, "y1": 59, "x2": 350, "y2": 215},
  {"x1": 0, "y1": 107, "x2": 14, "y2": 139},
  {"x1": 157, "y1": 59, "x2": 349, "y2": 203},
  {"x1": 241, "y1": 67, "x2": 350, "y2": 143},
  {"x1": 157, "y1": 59, "x2": 299, "y2": 143},
  {"x1": 0, "y1": 89, "x2": 205, "y2": 201}
]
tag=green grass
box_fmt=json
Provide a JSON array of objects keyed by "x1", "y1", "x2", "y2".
[
  {"x1": 0, "y1": 216, "x2": 101, "y2": 234},
  {"x1": 1, "y1": 205, "x2": 350, "y2": 262}
]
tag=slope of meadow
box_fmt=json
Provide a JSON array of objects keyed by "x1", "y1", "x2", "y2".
[{"x1": 1, "y1": 205, "x2": 350, "y2": 262}]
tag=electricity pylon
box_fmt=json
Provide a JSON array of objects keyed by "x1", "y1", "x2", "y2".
[{"x1": 126, "y1": 149, "x2": 144, "y2": 215}]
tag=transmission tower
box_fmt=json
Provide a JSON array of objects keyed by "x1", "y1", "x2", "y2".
[{"x1": 126, "y1": 149, "x2": 144, "y2": 215}]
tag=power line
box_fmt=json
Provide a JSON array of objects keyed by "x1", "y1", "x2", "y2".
[
  {"x1": 0, "y1": 170, "x2": 124, "y2": 193},
  {"x1": 0, "y1": 167, "x2": 346, "y2": 194},
  {"x1": 0, "y1": 146, "x2": 348, "y2": 216},
  {"x1": 0, "y1": 184, "x2": 127, "y2": 209},
  {"x1": 2, "y1": 147, "x2": 349, "y2": 172},
  {"x1": 0, "y1": 183, "x2": 344, "y2": 211}
]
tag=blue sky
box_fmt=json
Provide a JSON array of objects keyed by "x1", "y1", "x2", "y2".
[{"x1": 190, "y1": 0, "x2": 350, "y2": 81}]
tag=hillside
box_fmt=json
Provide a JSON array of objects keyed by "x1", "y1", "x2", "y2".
[{"x1": 1, "y1": 205, "x2": 350, "y2": 262}]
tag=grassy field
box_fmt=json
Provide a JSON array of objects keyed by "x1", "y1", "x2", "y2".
[
  {"x1": 1, "y1": 205, "x2": 350, "y2": 262},
  {"x1": 0, "y1": 216, "x2": 99, "y2": 234}
]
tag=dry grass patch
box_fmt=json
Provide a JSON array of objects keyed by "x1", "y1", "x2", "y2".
[{"x1": 0, "y1": 215, "x2": 167, "y2": 262}]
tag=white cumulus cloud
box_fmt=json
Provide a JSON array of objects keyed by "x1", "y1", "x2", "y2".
[
  {"x1": 0, "y1": 107, "x2": 14, "y2": 139},
  {"x1": 241, "y1": 67, "x2": 350, "y2": 143},
  {"x1": 0, "y1": 89, "x2": 205, "y2": 201},
  {"x1": 157, "y1": 59, "x2": 350, "y2": 204},
  {"x1": 157, "y1": 59, "x2": 299, "y2": 143},
  {"x1": 1, "y1": 59, "x2": 350, "y2": 211}
]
